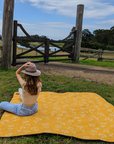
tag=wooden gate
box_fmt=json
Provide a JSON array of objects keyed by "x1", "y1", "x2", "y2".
[{"x1": 12, "y1": 20, "x2": 76, "y2": 66}]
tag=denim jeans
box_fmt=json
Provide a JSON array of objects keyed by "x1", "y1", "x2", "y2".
[
  {"x1": 0, "y1": 88, "x2": 38, "y2": 116},
  {"x1": 0, "y1": 101, "x2": 38, "y2": 116}
]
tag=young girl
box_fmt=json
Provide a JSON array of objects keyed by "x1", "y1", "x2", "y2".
[{"x1": 0, "y1": 62, "x2": 42, "y2": 116}]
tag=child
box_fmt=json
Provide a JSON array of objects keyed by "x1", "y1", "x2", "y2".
[{"x1": 0, "y1": 62, "x2": 42, "y2": 116}]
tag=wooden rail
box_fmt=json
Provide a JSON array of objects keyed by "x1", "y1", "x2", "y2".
[
  {"x1": 12, "y1": 20, "x2": 76, "y2": 66},
  {"x1": 80, "y1": 47, "x2": 114, "y2": 61}
]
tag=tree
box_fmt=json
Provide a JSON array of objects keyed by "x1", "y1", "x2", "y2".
[
  {"x1": 31, "y1": 34, "x2": 39, "y2": 40},
  {"x1": 92, "y1": 29, "x2": 110, "y2": 46},
  {"x1": 110, "y1": 26, "x2": 114, "y2": 31},
  {"x1": 82, "y1": 29, "x2": 93, "y2": 42}
]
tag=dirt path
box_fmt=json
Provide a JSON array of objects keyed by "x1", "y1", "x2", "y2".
[{"x1": 13, "y1": 60, "x2": 114, "y2": 85}]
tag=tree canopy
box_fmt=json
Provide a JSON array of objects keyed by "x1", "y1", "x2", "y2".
[
  {"x1": 81, "y1": 26, "x2": 114, "y2": 50},
  {"x1": 1, "y1": 25, "x2": 114, "y2": 50}
]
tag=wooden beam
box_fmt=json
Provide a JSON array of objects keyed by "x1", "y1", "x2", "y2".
[
  {"x1": 0, "y1": 46, "x2": 2, "y2": 50},
  {"x1": 12, "y1": 20, "x2": 17, "y2": 66},
  {"x1": 44, "y1": 38, "x2": 49, "y2": 63},
  {"x1": 103, "y1": 50, "x2": 114, "y2": 53},
  {"x1": 80, "y1": 54, "x2": 98, "y2": 59},
  {"x1": 73, "y1": 4, "x2": 84, "y2": 63},
  {"x1": 81, "y1": 47, "x2": 100, "y2": 53},
  {"x1": 49, "y1": 55, "x2": 70, "y2": 57},
  {"x1": 1, "y1": 0, "x2": 14, "y2": 69},
  {"x1": 81, "y1": 47, "x2": 114, "y2": 53}
]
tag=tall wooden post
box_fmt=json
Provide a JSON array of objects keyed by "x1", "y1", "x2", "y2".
[
  {"x1": 44, "y1": 38, "x2": 49, "y2": 64},
  {"x1": 12, "y1": 20, "x2": 17, "y2": 66},
  {"x1": 1, "y1": 0, "x2": 14, "y2": 69},
  {"x1": 73, "y1": 4, "x2": 84, "y2": 63}
]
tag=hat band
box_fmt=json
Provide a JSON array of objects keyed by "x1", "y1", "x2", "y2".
[{"x1": 25, "y1": 70, "x2": 36, "y2": 73}]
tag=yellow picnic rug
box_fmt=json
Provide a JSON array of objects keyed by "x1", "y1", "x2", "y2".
[{"x1": 0, "y1": 92, "x2": 114, "y2": 142}]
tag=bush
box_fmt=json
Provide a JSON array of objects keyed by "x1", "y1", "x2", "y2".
[
  {"x1": 81, "y1": 41, "x2": 106, "y2": 50},
  {"x1": 62, "y1": 40, "x2": 73, "y2": 53},
  {"x1": 81, "y1": 41, "x2": 91, "y2": 48},
  {"x1": 106, "y1": 45, "x2": 114, "y2": 51},
  {"x1": 62, "y1": 40, "x2": 112, "y2": 53}
]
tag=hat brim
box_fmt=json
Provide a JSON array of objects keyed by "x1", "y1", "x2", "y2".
[{"x1": 21, "y1": 70, "x2": 41, "y2": 76}]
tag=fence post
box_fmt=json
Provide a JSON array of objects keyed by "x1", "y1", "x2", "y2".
[
  {"x1": 97, "y1": 49, "x2": 103, "y2": 61},
  {"x1": 12, "y1": 20, "x2": 17, "y2": 66},
  {"x1": 73, "y1": 4, "x2": 84, "y2": 63},
  {"x1": 44, "y1": 38, "x2": 49, "y2": 64},
  {"x1": 1, "y1": 0, "x2": 14, "y2": 69}
]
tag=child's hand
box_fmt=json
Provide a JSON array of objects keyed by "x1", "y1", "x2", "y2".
[{"x1": 23, "y1": 62, "x2": 33, "y2": 67}]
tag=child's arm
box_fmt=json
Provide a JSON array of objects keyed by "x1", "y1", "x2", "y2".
[
  {"x1": 16, "y1": 62, "x2": 33, "y2": 87},
  {"x1": 37, "y1": 82, "x2": 42, "y2": 92}
]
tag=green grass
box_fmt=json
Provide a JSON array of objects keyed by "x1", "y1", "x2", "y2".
[
  {"x1": 23, "y1": 56, "x2": 114, "y2": 69},
  {"x1": 79, "y1": 59, "x2": 114, "y2": 68},
  {"x1": 60, "y1": 59, "x2": 114, "y2": 69},
  {"x1": 0, "y1": 68, "x2": 114, "y2": 143},
  {"x1": 20, "y1": 56, "x2": 68, "y2": 62}
]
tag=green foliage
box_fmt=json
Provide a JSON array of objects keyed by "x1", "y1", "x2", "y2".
[
  {"x1": 81, "y1": 41, "x2": 90, "y2": 48},
  {"x1": 81, "y1": 27, "x2": 114, "y2": 51},
  {"x1": 92, "y1": 29, "x2": 110, "y2": 46},
  {"x1": 63, "y1": 41, "x2": 106, "y2": 53},
  {"x1": 81, "y1": 41, "x2": 106, "y2": 50},
  {"x1": 106, "y1": 45, "x2": 114, "y2": 51},
  {"x1": 90, "y1": 42, "x2": 105, "y2": 49},
  {"x1": 17, "y1": 35, "x2": 47, "y2": 41},
  {"x1": 62, "y1": 40, "x2": 73, "y2": 53},
  {"x1": 82, "y1": 29, "x2": 93, "y2": 42}
]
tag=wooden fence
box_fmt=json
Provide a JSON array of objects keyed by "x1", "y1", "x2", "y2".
[
  {"x1": 80, "y1": 47, "x2": 114, "y2": 61},
  {"x1": 1, "y1": 3, "x2": 84, "y2": 68},
  {"x1": 12, "y1": 20, "x2": 76, "y2": 66},
  {"x1": 0, "y1": 46, "x2": 2, "y2": 65}
]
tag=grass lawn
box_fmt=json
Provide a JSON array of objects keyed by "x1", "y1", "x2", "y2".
[
  {"x1": 61, "y1": 59, "x2": 114, "y2": 69},
  {"x1": 24, "y1": 56, "x2": 114, "y2": 69},
  {"x1": 0, "y1": 68, "x2": 114, "y2": 144}
]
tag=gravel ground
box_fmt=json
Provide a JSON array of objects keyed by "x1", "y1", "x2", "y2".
[{"x1": 13, "y1": 60, "x2": 114, "y2": 85}]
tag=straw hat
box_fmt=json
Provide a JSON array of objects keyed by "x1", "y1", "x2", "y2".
[{"x1": 21, "y1": 63, "x2": 41, "y2": 76}]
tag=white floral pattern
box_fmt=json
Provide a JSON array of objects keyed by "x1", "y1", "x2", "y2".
[{"x1": 0, "y1": 92, "x2": 114, "y2": 142}]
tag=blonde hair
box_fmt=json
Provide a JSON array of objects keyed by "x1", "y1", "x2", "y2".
[{"x1": 24, "y1": 74, "x2": 42, "y2": 95}]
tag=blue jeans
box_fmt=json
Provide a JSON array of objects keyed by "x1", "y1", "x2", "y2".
[
  {"x1": 0, "y1": 88, "x2": 38, "y2": 116},
  {"x1": 0, "y1": 101, "x2": 38, "y2": 116}
]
